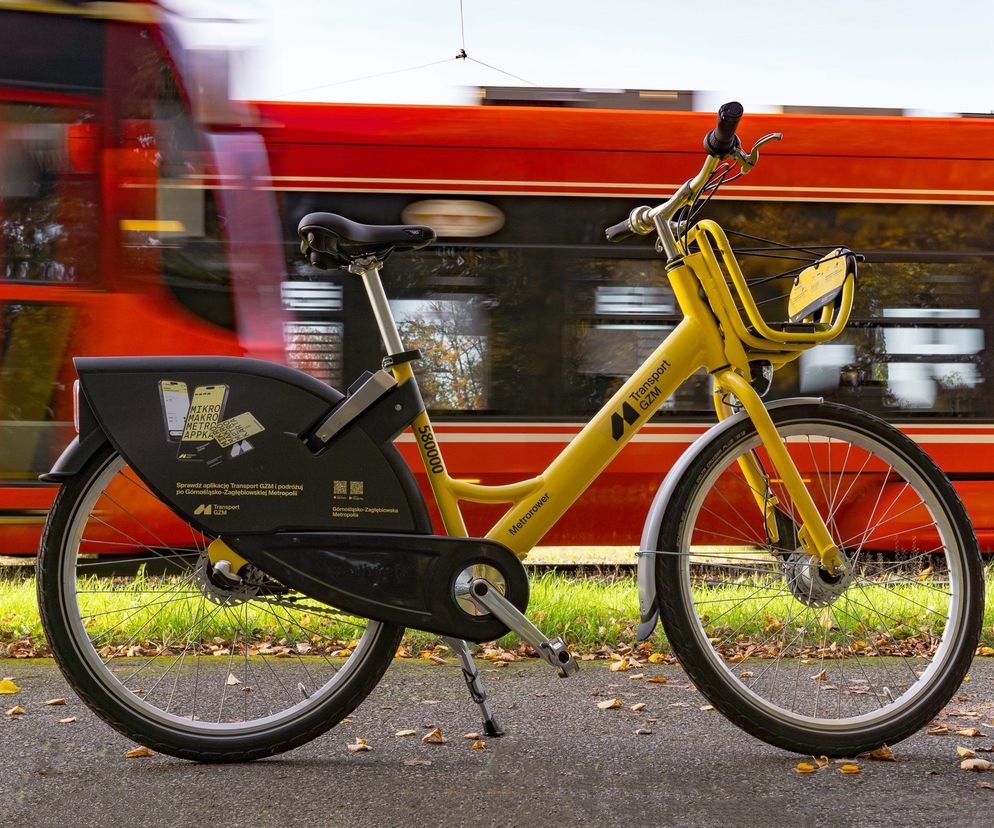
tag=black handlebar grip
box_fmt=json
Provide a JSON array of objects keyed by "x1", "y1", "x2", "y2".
[
  {"x1": 605, "y1": 218, "x2": 635, "y2": 243},
  {"x1": 704, "y1": 101, "x2": 744, "y2": 157}
]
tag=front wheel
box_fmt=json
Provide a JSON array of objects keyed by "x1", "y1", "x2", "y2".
[
  {"x1": 37, "y1": 444, "x2": 402, "y2": 762},
  {"x1": 655, "y1": 403, "x2": 983, "y2": 756}
]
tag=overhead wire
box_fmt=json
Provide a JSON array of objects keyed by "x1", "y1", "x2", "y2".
[{"x1": 269, "y1": 0, "x2": 538, "y2": 99}]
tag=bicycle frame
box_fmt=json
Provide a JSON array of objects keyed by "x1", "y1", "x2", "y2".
[{"x1": 354, "y1": 224, "x2": 845, "y2": 572}]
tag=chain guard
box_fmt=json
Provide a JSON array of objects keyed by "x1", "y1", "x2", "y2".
[{"x1": 227, "y1": 531, "x2": 529, "y2": 643}]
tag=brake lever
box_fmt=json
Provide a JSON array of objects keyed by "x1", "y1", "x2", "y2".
[{"x1": 734, "y1": 132, "x2": 783, "y2": 174}]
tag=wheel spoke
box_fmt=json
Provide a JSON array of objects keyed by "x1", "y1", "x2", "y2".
[{"x1": 663, "y1": 413, "x2": 973, "y2": 742}]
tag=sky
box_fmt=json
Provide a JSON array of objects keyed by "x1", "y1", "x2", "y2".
[{"x1": 171, "y1": 0, "x2": 994, "y2": 115}]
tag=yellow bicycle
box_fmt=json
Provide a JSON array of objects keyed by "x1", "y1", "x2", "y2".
[{"x1": 38, "y1": 103, "x2": 982, "y2": 761}]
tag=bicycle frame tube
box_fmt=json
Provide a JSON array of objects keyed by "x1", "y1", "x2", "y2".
[
  {"x1": 403, "y1": 317, "x2": 707, "y2": 556},
  {"x1": 364, "y1": 214, "x2": 841, "y2": 570}
]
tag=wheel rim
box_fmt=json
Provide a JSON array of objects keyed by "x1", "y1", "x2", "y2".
[
  {"x1": 59, "y1": 454, "x2": 386, "y2": 736},
  {"x1": 676, "y1": 419, "x2": 967, "y2": 732}
]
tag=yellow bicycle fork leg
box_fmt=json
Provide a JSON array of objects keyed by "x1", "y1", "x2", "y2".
[
  {"x1": 712, "y1": 388, "x2": 783, "y2": 546},
  {"x1": 714, "y1": 369, "x2": 844, "y2": 574}
]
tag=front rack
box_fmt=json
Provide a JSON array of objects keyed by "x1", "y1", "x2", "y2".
[{"x1": 686, "y1": 220, "x2": 857, "y2": 358}]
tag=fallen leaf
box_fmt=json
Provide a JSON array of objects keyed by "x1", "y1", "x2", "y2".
[
  {"x1": 958, "y1": 746, "x2": 976, "y2": 758},
  {"x1": 927, "y1": 725, "x2": 950, "y2": 735},
  {"x1": 634, "y1": 727, "x2": 653, "y2": 736},
  {"x1": 610, "y1": 659, "x2": 629, "y2": 673},
  {"x1": 979, "y1": 647, "x2": 994, "y2": 657},
  {"x1": 428, "y1": 655, "x2": 448, "y2": 666},
  {"x1": 125, "y1": 746, "x2": 155, "y2": 759},
  {"x1": 44, "y1": 699, "x2": 66, "y2": 706},
  {"x1": 865, "y1": 745, "x2": 896, "y2": 762},
  {"x1": 839, "y1": 763, "x2": 860, "y2": 774},
  {"x1": 462, "y1": 732, "x2": 480, "y2": 740},
  {"x1": 0, "y1": 679, "x2": 20, "y2": 695},
  {"x1": 630, "y1": 703, "x2": 646, "y2": 712},
  {"x1": 629, "y1": 673, "x2": 645, "y2": 681},
  {"x1": 471, "y1": 740, "x2": 486, "y2": 750},
  {"x1": 225, "y1": 673, "x2": 241, "y2": 687},
  {"x1": 347, "y1": 738, "x2": 371, "y2": 753},
  {"x1": 647, "y1": 653, "x2": 665, "y2": 664},
  {"x1": 403, "y1": 758, "x2": 431, "y2": 766},
  {"x1": 957, "y1": 728, "x2": 984, "y2": 738},
  {"x1": 57, "y1": 717, "x2": 77, "y2": 724},
  {"x1": 394, "y1": 729, "x2": 417, "y2": 737},
  {"x1": 795, "y1": 761, "x2": 817, "y2": 774},
  {"x1": 976, "y1": 781, "x2": 994, "y2": 790},
  {"x1": 422, "y1": 727, "x2": 447, "y2": 744},
  {"x1": 699, "y1": 705, "x2": 715, "y2": 712},
  {"x1": 5, "y1": 705, "x2": 24, "y2": 717},
  {"x1": 810, "y1": 669, "x2": 828, "y2": 681},
  {"x1": 740, "y1": 671, "x2": 755, "y2": 679},
  {"x1": 597, "y1": 698, "x2": 621, "y2": 710},
  {"x1": 339, "y1": 718, "x2": 353, "y2": 724},
  {"x1": 813, "y1": 756, "x2": 830, "y2": 768},
  {"x1": 962, "y1": 758, "x2": 992, "y2": 772},
  {"x1": 647, "y1": 677, "x2": 667, "y2": 684}
]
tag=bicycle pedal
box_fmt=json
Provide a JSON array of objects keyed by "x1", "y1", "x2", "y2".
[
  {"x1": 540, "y1": 636, "x2": 579, "y2": 678},
  {"x1": 467, "y1": 579, "x2": 580, "y2": 678}
]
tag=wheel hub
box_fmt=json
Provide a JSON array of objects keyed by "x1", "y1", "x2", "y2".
[
  {"x1": 781, "y1": 550, "x2": 853, "y2": 607},
  {"x1": 193, "y1": 549, "x2": 265, "y2": 606}
]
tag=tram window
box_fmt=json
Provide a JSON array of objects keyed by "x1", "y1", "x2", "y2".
[
  {"x1": 114, "y1": 27, "x2": 234, "y2": 329},
  {"x1": 573, "y1": 324, "x2": 672, "y2": 376},
  {"x1": 391, "y1": 295, "x2": 490, "y2": 411},
  {"x1": 281, "y1": 191, "x2": 994, "y2": 419},
  {"x1": 0, "y1": 12, "x2": 104, "y2": 94},
  {"x1": 0, "y1": 302, "x2": 75, "y2": 479},
  {"x1": 0, "y1": 103, "x2": 100, "y2": 284}
]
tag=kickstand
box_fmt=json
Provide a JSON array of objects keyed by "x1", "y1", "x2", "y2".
[{"x1": 444, "y1": 637, "x2": 504, "y2": 737}]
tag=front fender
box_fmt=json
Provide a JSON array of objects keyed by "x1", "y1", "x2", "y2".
[{"x1": 636, "y1": 397, "x2": 823, "y2": 641}]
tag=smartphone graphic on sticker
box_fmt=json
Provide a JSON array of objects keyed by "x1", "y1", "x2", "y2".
[
  {"x1": 177, "y1": 384, "x2": 229, "y2": 461},
  {"x1": 159, "y1": 381, "x2": 190, "y2": 442}
]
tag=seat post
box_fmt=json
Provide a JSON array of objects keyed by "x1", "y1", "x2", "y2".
[{"x1": 350, "y1": 257, "x2": 404, "y2": 355}]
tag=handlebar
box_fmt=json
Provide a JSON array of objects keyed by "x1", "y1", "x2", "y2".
[
  {"x1": 704, "y1": 101, "x2": 744, "y2": 158},
  {"x1": 605, "y1": 218, "x2": 635, "y2": 243},
  {"x1": 605, "y1": 102, "x2": 768, "y2": 255}
]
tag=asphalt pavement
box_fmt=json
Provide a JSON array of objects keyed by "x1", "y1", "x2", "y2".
[{"x1": 3, "y1": 658, "x2": 994, "y2": 828}]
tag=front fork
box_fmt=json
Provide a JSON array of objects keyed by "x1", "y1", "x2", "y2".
[{"x1": 713, "y1": 369, "x2": 845, "y2": 575}]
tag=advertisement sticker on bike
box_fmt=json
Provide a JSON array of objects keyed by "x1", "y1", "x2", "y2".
[{"x1": 76, "y1": 356, "x2": 428, "y2": 536}]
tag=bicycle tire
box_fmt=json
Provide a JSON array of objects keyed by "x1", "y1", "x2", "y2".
[
  {"x1": 38, "y1": 443, "x2": 402, "y2": 762},
  {"x1": 654, "y1": 402, "x2": 983, "y2": 756}
]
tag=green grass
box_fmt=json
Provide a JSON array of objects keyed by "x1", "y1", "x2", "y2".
[{"x1": 1, "y1": 570, "x2": 991, "y2": 657}]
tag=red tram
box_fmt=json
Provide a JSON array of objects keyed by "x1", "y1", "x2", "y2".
[{"x1": 253, "y1": 100, "x2": 994, "y2": 548}]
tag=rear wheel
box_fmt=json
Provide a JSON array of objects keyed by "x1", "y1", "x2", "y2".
[
  {"x1": 655, "y1": 403, "x2": 983, "y2": 756},
  {"x1": 38, "y1": 444, "x2": 401, "y2": 762}
]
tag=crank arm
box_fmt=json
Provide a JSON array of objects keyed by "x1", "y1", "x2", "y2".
[{"x1": 467, "y1": 578, "x2": 579, "y2": 677}]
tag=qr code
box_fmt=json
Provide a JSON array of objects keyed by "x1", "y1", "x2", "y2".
[
  {"x1": 349, "y1": 480, "x2": 364, "y2": 496},
  {"x1": 333, "y1": 480, "x2": 347, "y2": 496}
]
